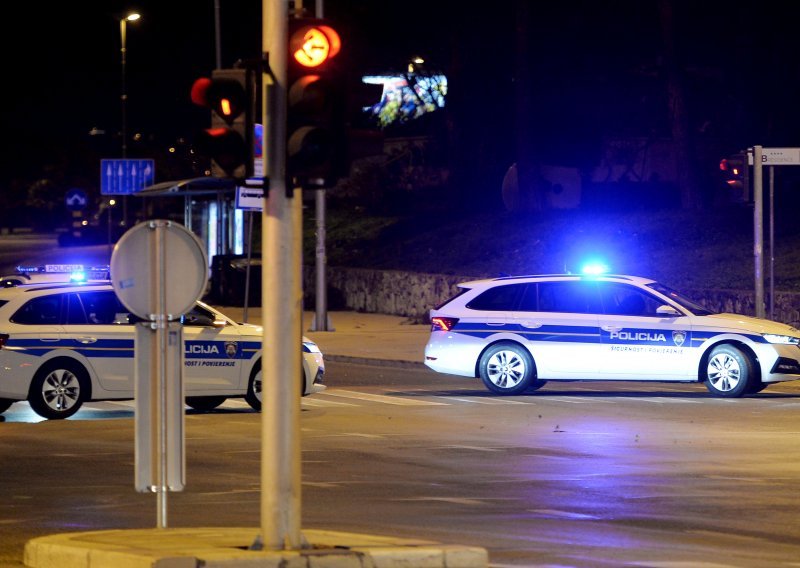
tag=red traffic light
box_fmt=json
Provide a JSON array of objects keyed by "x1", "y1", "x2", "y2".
[
  {"x1": 289, "y1": 22, "x2": 341, "y2": 68},
  {"x1": 191, "y1": 77, "x2": 246, "y2": 123}
]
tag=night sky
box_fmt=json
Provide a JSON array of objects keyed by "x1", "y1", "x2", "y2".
[{"x1": 5, "y1": 1, "x2": 800, "y2": 204}]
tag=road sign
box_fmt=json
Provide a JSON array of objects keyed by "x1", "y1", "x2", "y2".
[
  {"x1": 65, "y1": 188, "x2": 88, "y2": 210},
  {"x1": 747, "y1": 147, "x2": 800, "y2": 166},
  {"x1": 101, "y1": 159, "x2": 155, "y2": 195},
  {"x1": 235, "y1": 179, "x2": 265, "y2": 210}
]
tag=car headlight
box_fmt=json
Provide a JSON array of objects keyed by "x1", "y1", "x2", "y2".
[
  {"x1": 763, "y1": 333, "x2": 800, "y2": 345},
  {"x1": 303, "y1": 341, "x2": 322, "y2": 354}
]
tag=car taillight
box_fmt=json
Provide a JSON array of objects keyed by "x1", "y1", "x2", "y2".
[
  {"x1": 431, "y1": 317, "x2": 459, "y2": 332},
  {"x1": 0, "y1": 334, "x2": 7, "y2": 349}
]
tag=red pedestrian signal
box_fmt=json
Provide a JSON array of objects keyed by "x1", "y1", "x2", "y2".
[{"x1": 191, "y1": 69, "x2": 255, "y2": 178}]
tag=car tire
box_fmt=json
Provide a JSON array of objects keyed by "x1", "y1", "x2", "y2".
[
  {"x1": 704, "y1": 345, "x2": 753, "y2": 398},
  {"x1": 0, "y1": 398, "x2": 14, "y2": 414},
  {"x1": 479, "y1": 342, "x2": 538, "y2": 395},
  {"x1": 245, "y1": 361, "x2": 307, "y2": 411},
  {"x1": 28, "y1": 359, "x2": 90, "y2": 419},
  {"x1": 185, "y1": 396, "x2": 227, "y2": 411},
  {"x1": 245, "y1": 363, "x2": 262, "y2": 411}
]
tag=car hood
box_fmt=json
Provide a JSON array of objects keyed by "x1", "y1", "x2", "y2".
[
  {"x1": 695, "y1": 313, "x2": 800, "y2": 336},
  {"x1": 236, "y1": 322, "x2": 314, "y2": 343}
]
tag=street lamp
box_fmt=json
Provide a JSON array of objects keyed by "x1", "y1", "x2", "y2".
[{"x1": 120, "y1": 11, "x2": 140, "y2": 227}]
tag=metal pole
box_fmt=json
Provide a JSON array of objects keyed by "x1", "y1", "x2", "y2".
[
  {"x1": 154, "y1": 222, "x2": 169, "y2": 528},
  {"x1": 769, "y1": 166, "x2": 775, "y2": 321},
  {"x1": 120, "y1": 18, "x2": 128, "y2": 161},
  {"x1": 257, "y1": 0, "x2": 303, "y2": 550},
  {"x1": 214, "y1": 0, "x2": 222, "y2": 69},
  {"x1": 312, "y1": 0, "x2": 332, "y2": 332},
  {"x1": 753, "y1": 145, "x2": 765, "y2": 319},
  {"x1": 313, "y1": 192, "x2": 331, "y2": 330},
  {"x1": 120, "y1": 18, "x2": 129, "y2": 227}
]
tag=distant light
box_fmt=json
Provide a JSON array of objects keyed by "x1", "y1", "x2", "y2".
[
  {"x1": 125, "y1": 13, "x2": 141, "y2": 22},
  {"x1": 109, "y1": 199, "x2": 116, "y2": 206},
  {"x1": 581, "y1": 262, "x2": 610, "y2": 275}
]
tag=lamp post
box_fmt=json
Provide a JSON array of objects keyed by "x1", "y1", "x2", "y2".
[{"x1": 120, "y1": 12, "x2": 140, "y2": 227}]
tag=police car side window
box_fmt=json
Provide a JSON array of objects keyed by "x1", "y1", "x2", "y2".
[
  {"x1": 11, "y1": 295, "x2": 63, "y2": 325},
  {"x1": 466, "y1": 284, "x2": 525, "y2": 311},
  {"x1": 75, "y1": 291, "x2": 133, "y2": 325},
  {"x1": 598, "y1": 283, "x2": 663, "y2": 317},
  {"x1": 537, "y1": 281, "x2": 600, "y2": 314}
]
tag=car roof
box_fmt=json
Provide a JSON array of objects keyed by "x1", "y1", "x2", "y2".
[
  {"x1": 0, "y1": 281, "x2": 113, "y2": 299},
  {"x1": 457, "y1": 274, "x2": 657, "y2": 288}
]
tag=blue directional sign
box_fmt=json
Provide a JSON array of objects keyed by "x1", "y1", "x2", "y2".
[
  {"x1": 100, "y1": 159, "x2": 155, "y2": 195},
  {"x1": 65, "y1": 188, "x2": 88, "y2": 211}
]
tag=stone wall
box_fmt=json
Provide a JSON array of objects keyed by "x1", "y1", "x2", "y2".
[{"x1": 304, "y1": 266, "x2": 800, "y2": 327}]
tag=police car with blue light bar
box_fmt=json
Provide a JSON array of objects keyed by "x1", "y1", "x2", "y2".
[
  {"x1": 424, "y1": 274, "x2": 800, "y2": 397},
  {"x1": 0, "y1": 282, "x2": 325, "y2": 419}
]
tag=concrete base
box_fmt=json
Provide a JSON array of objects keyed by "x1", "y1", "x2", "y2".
[{"x1": 24, "y1": 527, "x2": 488, "y2": 568}]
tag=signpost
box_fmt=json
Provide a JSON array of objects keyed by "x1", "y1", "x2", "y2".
[
  {"x1": 747, "y1": 146, "x2": 800, "y2": 319},
  {"x1": 101, "y1": 159, "x2": 155, "y2": 195}
]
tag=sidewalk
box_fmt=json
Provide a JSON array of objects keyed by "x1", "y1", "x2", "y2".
[{"x1": 22, "y1": 310, "x2": 490, "y2": 568}]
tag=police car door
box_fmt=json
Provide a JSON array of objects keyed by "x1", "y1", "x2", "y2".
[
  {"x1": 596, "y1": 282, "x2": 692, "y2": 378},
  {"x1": 181, "y1": 304, "x2": 243, "y2": 393},
  {"x1": 63, "y1": 291, "x2": 135, "y2": 392},
  {"x1": 512, "y1": 280, "x2": 601, "y2": 378}
]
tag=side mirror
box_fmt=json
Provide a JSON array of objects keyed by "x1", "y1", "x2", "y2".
[{"x1": 656, "y1": 304, "x2": 681, "y2": 317}]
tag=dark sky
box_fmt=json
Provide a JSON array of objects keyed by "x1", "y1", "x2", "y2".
[
  {"x1": 6, "y1": 1, "x2": 800, "y2": 199},
  {"x1": 3, "y1": 1, "x2": 451, "y2": 151}
]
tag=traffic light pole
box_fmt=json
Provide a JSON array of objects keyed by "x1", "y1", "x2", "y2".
[{"x1": 257, "y1": 0, "x2": 304, "y2": 551}]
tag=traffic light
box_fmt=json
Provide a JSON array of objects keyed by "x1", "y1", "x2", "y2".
[
  {"x1": 286, "y1": 18, "x2": 346, "y2": 188},
  {"x1": 191, "y1": 68, "x2": 255, "y2": 179},
  {"x1": 720, "y1": 152, "x2": 749, "y2": 201}
]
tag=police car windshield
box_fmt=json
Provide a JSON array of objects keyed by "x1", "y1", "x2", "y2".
[{"x1": 647, "y1": 282, "x2": 715, "y2": 316}]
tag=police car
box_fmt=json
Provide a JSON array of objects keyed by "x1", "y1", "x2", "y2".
[
  {"x1": 424, "y1": 274, "x2": 800, "y2": 397},
  {"x1": 0, "y1": 282, "x2": 325, "y2": 419}
]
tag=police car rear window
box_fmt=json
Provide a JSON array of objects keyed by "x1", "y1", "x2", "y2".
[
  {"x1": 11, "y1": 295, "x2": 62, "y2": 325},
  {"x1": 466, "y1": 284, "x2": 525, "y2": 311}
]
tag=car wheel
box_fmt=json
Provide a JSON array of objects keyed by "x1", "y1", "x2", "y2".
[
  {"x1": 185, "y1": 396, "x2": 227, "y2": 411},
  {"x1": 28, "y1": 360, "x2": 89, "y2": 419},
  {"x1": 704, "y1": 345, "x2": 753, "y2": 398},
  {"x1": 245, "y1": 361, "x2": 307, "y2": 410},
  {"x1": 479, "y1": 343, "x2": 537, "y2": 395},
  {"x1": 0, "y1": 398, "x2": 14, "y2": 414},
  {"x1": 245, "y1": 363, "x2": 262, "y2": 411}
]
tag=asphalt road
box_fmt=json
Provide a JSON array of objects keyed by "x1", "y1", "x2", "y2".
[{"x1": 3, "y1": 360, "x2": 800, "y2": 567}]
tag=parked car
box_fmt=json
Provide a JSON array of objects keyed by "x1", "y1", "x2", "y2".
[
  {"x1": 0, "y1": 282, "x2": 324, "y2": 419},
  {"x1": 424, "y1": 273, "x2": 800, "y2": 397}
]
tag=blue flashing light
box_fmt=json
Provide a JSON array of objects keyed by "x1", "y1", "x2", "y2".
[
  {"x1": 69, "y1": 271, "x2": 87, "y2": 282},
  {"x1": 581, "y1": 262, "x2": 610, "y2": 275}
]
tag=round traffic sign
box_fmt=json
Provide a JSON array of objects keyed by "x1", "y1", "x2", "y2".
[{"x1": 110, "y1": 220, "x2": 208, "y2": 319}]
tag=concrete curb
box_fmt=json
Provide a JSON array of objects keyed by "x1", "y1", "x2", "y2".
[{"x1": 24, "y1": 527, "x2": 488, "y2": 568}]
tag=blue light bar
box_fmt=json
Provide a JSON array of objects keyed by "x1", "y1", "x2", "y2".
[{"x1": 581, "y1": 262, "x2": 610, "y2": 275}]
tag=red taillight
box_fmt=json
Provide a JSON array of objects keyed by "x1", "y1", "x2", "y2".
[{"x1": 431, "y1": 317, "x2": 459, "y2": 332}]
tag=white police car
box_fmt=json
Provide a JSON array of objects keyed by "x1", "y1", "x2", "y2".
[
  {"x1": 0, "y1": 282, "x2": 325, "y2": 419},
  {"x1": 424, "y1": 274, "x2": 800, "y2": 397}
]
